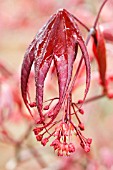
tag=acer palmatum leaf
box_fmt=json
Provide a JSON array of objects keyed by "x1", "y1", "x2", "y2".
[
  {"x1": 21, "y1": 14, "x2": 57, "y2": 118},
  {"x1": 21, "y1": 9, "x2": 91, "y2": 155},
  {"x1": 93, "y1": 25, "x2": 107, "y2": 93}
]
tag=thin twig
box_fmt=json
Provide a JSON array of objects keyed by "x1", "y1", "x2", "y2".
[
  {"x1": 93, "y1": 0, "x2": 109, "y2": 29},
  {"x1": 28, "y1": 144, "x2": 47, "y2": 168},
  {"x1": 84, "y1": 94, "x2": 105, "y2": 104}
]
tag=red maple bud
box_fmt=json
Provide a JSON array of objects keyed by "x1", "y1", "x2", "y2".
[
  {"x1": 36, "y1": 134, "x2": 43, "y2": 141},
  {"x1": 80, "y1": 137, "x2": 92, "y2": 153},
  {"x1": 43, "y1": 105, "x2": 50, "y2": 110},
  {"x1": 29, "y1": 102, "x2": 36, "y2": 107},
  {"x1": 33, "y1": 127, "x2": 42, "y2": 135},
  {"x1": 50, "y1": 139, "x2": 60, "y2": 150},
  {"x1": 79, "y1": 108, "x2": 84, "y2": 114},
  {"x1": 58, "y1": 151, "x2": 63, "y2": 157},
  {"x1": 41, "y1": 138, "x2": 49, "y2": 146},
  {"x1": 78, "y1": 122, "x2": 85, "y2": 131},
  {"x1": 77, "y1": 100, "x2": 83, "y2": 104},
  {"x1": 84, "y1": 145, "x2": 90, "y2": 153},
  {"x1": 50, "y1": 139, "x2": 59, "y2": 146},
  {"x1": 107, "y1": 93, "x2": 113, "y2": 99},
  {"x1": 68, "y1": 143, "x2": 75, "y2": 153},
  {"x1": 87, "y1": 138, "x2": 92, "y2": 144}
]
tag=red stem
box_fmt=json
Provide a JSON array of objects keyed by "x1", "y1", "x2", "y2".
[
  {"x1": 84, "y1": 94, "x2": 105, "y2": 104},
  {"x1": 70, "y1": 13, "x2": 90, "y2": 32},
  {"x1": 93, "y1": 0, "x2": 109, "y2": 29},
  {"x1": 72, "y1": 104, "x2": 81, "y2": 124}
]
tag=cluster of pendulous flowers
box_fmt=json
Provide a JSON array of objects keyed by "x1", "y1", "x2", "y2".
[
  {"x1": 23, "y1": 0, "x2": 113, "y2": 155},
  {"x1": 21, "y1": 9, "x2": 92, "y2": 155}
]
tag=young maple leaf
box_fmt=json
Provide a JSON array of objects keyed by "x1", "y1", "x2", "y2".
[
  {"x1": 21, "y1": 9, "x2": 91, "y2": 155},
  {"x1": 93, "y1": 25, "x2": 107, "y2": 93}
]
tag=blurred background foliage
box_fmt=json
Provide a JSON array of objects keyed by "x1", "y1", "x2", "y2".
[{"x1": 0, "y1": 0, "x2": 113, "y2": 170}]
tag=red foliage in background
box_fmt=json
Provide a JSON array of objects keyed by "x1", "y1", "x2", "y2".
[
  {"x1": 1, "y1": 0, "x2": 113, "y2": 169},
  {"x1": 20, "y1": 0, "x2": 113, "y2": 156}
]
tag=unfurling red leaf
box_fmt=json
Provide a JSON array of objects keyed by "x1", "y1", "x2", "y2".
[
  {"x1": 93, "y1": 25, "x2": 107, "y2": 92},
  {"x1": 21, "y1": 9, "x2": 91, "y2": 123},
  {"x1": 21, "y1": 9, "x2": 91, "y2": 155}
]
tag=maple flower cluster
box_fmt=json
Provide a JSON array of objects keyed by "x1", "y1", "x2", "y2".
[{"x1": 21, "y1": 9, "x2": 92, "y2": 155}]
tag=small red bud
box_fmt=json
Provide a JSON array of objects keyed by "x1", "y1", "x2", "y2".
[
  {"x1": 68, "y1": 143, "x2": 75, "y2": 153},
  {"x1": 36, "y1": 134, "x2": 43, "y2": 141},
  {"x1": 43, "y1": 105, "x2": 50, "y2": 110},
  {"x1": 58, "y1": 151, "x2": 63, "y2": 156},
  {"x1": 79, "y1": 109, "x2": 84, "y2": 114},
  {"x1": 33, "y1": 128, "x2": 42, "y2": 135},
  {"x1": 87, "y1": 138, "x2": 92, "y2": 144},
  {"x1": 78, "y1": 100, "x2": 83, "y2": 104},
  {"x1": 84, "y1": 145, "x2": 90, "y2": 152},
  {"x1": 29, "y1": 102, "x2": 36, "y2": 107},
  {"x1": 107, "y1": 93, "x2": 113, "y2": 99},
  {"x1": 41, "y1": 138, "x2": 49, "y2": 146},
  {"x1": 78, "y1": 123, "x2": 85, "y2": 131}
]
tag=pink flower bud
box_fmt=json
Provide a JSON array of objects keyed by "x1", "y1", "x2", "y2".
[
  {"x1": 36, "y1": 134, "x2": 43, "y2": 141},
  {"x1": 78, "y1": 123, "x2": 85, "y2": 131},
  {"x1": 41, "y1": 138, "x2": 49, "y2": 146},
  {"x1": 87, "y1": 138, "x2": 92, "y2": 144},
  {"x1": 68, "y1": 143, "x2": 75, "y2": 153},
  {"x1": 29, "y1": 102, "x2": 36, "y2": 107},
  {"x1": 43, "y1": 105, "x2": 50, "y2": 110},
  {"x1": 79, "y1": 109, "x2": 84, "y2": 114},
  {"x1": 78, "y1": 100, "x2": 83, "y2": 104},
  {"x1": 84, "y1": 145, "x2": 90, "y2": 152}
]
